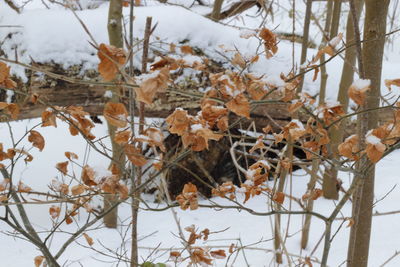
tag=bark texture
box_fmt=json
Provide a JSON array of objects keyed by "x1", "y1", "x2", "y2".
[{"x1": 347, "y1": 1, "x2": 390, "y2": 266}]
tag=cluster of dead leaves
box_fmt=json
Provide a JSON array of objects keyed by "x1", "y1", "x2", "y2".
[
  {"x1": 98, "y1": 43, "x2": 126, "y2": 81},
  {"x1": 176, "y1": 183, "x2": 198, "y2": 210},
  {"x1": 166, "y1": 108, "x2": 223, "y2": 151}
]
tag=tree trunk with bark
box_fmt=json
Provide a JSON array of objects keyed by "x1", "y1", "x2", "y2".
[
  {"x1": 347, "y1": 1, "x2": 390, "y2": 266},
  {"x1": 103, "y1": 0, "x2": 124, "y2": 229}
]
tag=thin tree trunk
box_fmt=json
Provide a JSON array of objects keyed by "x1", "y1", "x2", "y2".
[
  {"x1": 210, "y1": 0, "x2": 224, "y2": 21},
  {"x1": 318, "y1": 0, "x2": 334, "y2": 106},
  {"x1": 347, "y1": 1, "x2": 390, "y2": 266},
  {"x1": 323, "y1": 0, "x2": 363, "y2": 201},
  {"x1": 104, "y1": 0, "x2": 124, "y2": 229},
  {"x1": 297, "y1": 0, "x2": 313, "y2": 93}
]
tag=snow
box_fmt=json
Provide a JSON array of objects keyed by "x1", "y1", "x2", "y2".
[{"x1": 352, "y1": 78, "x2": 371, "y2": 91}]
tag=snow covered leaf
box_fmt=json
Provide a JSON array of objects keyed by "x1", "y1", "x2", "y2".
[
  {"x1": 0, "y1": 62, "x2": 17, "y2": 89},
  {"x1": 210, "y1": 250, "x2": 226, "y2": 259},
  {"x1": 273, "y1": 191, "x2": 285, "y2": 204},
  {"x1": 28, "y1": 130, "x2": 45, "y2": 151},
  {"x1": 176, "y1": 183, "x2": 198, "y2": 210},
  {"x1": 0, "y1": 102, "x2": 19, "y2": 120},
  {"x1": 135, "y1": 67, "x2": 170, "y2": 105},
  {"x1": 284, "y1": 120, "x2": 306, "y2": 141},
  {"x1": 212, "y1": 181, "x2": 236, "y2": 199},
  {"x1": 97, "y1": 43, "x2": 126, "y2": 81},
  {"x1": 0, "y1": 178, "x2": 10, "y2": 192},
  {"x1": 41, "y1": 110, "x2": 57, "y2": 127},
  {"x1": 71, "y1": 184, "x2": 85, "y2": 195},
  {"x1": 338, "y1": 134, "x2": 359, "y2": 160},
  {"x1": 166, "y1": 109, "x2": 190, "y2": 135},
  {"x1": 365, "y1": 133, "x2": 386, "y2": 163},
  {"x1": 125, "y1": 144, "x2": 147, "y2": 166},
  {"x1": 34, "y1": 256, "x2": 45, "y2": 267},
  {"x1": 81, "y1": 165, "x2": 97, "y2": 186},
  {"x1": 312, "y1": 33, "x2": 343, "y2": 63},
  {"x1": 226, "y1": 94, "x2": 250, "y2": 118},
  {"x1": 115, "y1": 130, "x2": 131, "y2": 144},
  {"x1": 144, "y1": 127, "x2": 166, "y2": 152},
  {"x1": 104, "y1": 102, "x2": 128, "y2": 128},
  {"x1": 49, "y1": 205, "x2": 61, "y2": 219},
  {"x1": 348, "y1": 79, "x2": 370, "y2": 105},
  {"x1": 385, "y1": 79, "x2": 400, "y2": 91},
  {"x1": 56, "y1": 161, "x2": 68, "y2": 175},
  {"x1": 65, "y1": 151, "x2": 78, "y2": 160},
  {"x1": 18, "y1": 181, "x2": 31, "y2": 193},
  {"x1": 83, "y1": 233, "x2": 94, "y2": 246}
]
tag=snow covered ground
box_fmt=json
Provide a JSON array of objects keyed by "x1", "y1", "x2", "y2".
[{"x1": 1, "y1": 0, "x2": 400, "y2": 266}]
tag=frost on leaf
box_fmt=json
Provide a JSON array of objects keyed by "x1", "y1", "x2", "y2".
[
  {"x1": 103, "y1": 102, "x2": 128, "y2": 128},
  {"x1": 0, "y1": 61, "x2": 17, "y2": 89},
  {"x1": 135, "y1": 67, "x2": 170, "y2": 105},
  {"x1": 97, "y1": 43, "x2": 126, "y2": 81},
  {"x1": 176, "y1": 183, "x2": 198, "y2": 210}
]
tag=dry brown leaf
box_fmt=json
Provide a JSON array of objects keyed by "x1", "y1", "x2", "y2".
[
  {"x1": 338, "y1": 134, "x2": 359, "y2": 160},
  {"x1": 28, "y1": 130, "x2": 45, "y2": 151},
  {"x1": 180, "y1": 45, "x2": 194, "y2": 54},
  {"x1": 115, "y1": 130, "x2": 131, "y2": 144},
  {"x1": 104, "y1": 102, "x2": 128, "y2": 128},
  {"x1": 0, "y1": 102, "x2": 19, "y2": 119},
  {"x1": 232, "y1": 53, "x2": 246, "y2": 68},
  {"x1": 83, "y1": 233, "x2": 94, "y2": 246},
  {"x1": 41, "y1": 110, "x2": 57, "y2": 127},
  {"x1": 166, "y1": 109, "x2": 190, "y2": 135},
  {"x1": 210, "y1": 250, "x2": 226, "y2": 259},
  {"x1": 0, "y1": 62, "x2": 17, "y2": 89},
  {"x1": 34, "y1": 256, "x2": 45, "y2": 267},
  {"x1": 71, "y1": 184, "x2": 85, "y2": 195},
  {"x1": 97, "y1": 43, "x2": 126, "y2": 81},
  {"x1": 125, "y1": 144, "x2": 147, "y2": 166},
  {"x1": 135, "y1": 67, "x2": 170, "y2": 105},
  {"x1": 56, "y1": 161, "x2": 68, "y2": 175},
  {"x1": 259, "y1": 28, "x2": 278, "y2": 58},
  {"x1": 176, "y1": 183, "x2": 198, "y2": 210},
  {"x1": 273, "y1": 191, "x2": 285, "y2": 204},
  {"x1": 18, "y1": 181, "x2": 31, "y2": 193},
  {"x1": 65, "y1": 151, "x2": 78, "y2": 160},
  {"x1": 49, "y1": 205, "x2": 61, "y2": 219},
  {"x1": 225, "y1": 94, "x2": 250, "y2": 118},
  {"x1": 81, "y1": 165, "x2": 97, "y2": 186},
  {"x1": 348, "y1": 79, "x2": 370, "y2": 105},
  {"x1": 217, "y1": 116, "x2": 229, "y2": 132},
  {"x1": 385, "y1": 79, "x2": 400, "y2": 91}
]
